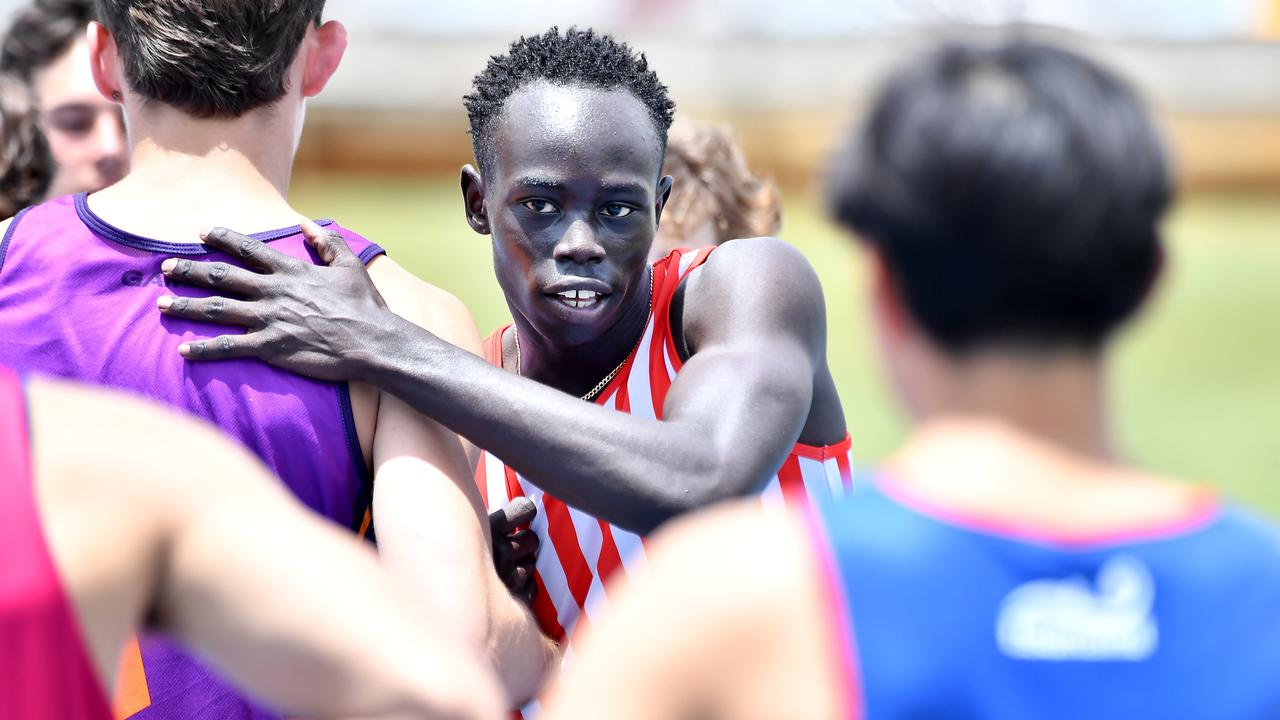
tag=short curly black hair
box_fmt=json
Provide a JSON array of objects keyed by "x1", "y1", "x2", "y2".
[
  {"x1": 0, "y1": 0, "x2": 95, "y2": 82},
  {"x1": 464, "y1": 27, "x2": 676, "y2": 174}
]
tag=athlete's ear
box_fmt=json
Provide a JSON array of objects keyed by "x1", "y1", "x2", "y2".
[
  {"x1": 653, "y1": 174, "x2": 674, "y2": 228},
  {"x1": 461, "y1": 165, "x2": 490, "y2": 235},
  {"x1": 300, "y1": 20, "x2": 348, "y2": 98},
  {"x1": 86, "y1": 22, "x2": 124, "y2": 104}
]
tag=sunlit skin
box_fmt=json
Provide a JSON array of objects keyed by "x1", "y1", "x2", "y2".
[
  {"x1": 31, "y1": 36, "x2": 128, "y2": 198},
  {"x1": 157, "y1": 74, "x2": 847, "y2": 534},
  {"x1": 462, "y1": 82, "x2": 672, "y2": 394}
]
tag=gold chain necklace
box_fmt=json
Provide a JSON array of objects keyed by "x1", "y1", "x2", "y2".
[{"x1": 515, "y1": 269, "x2": 654, "y2": 402}]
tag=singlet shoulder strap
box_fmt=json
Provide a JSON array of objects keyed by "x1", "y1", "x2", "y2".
[
  {"x1": 483, "y1": 325, "x2": 512, "y2": 369},
  {"x1": 649, "y1": 246, "x2": 719, "y2": 372}
]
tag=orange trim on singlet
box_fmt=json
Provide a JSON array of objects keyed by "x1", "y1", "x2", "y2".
[{"x1": 112, "y1": 638, "x2": 151, "y2": 718}]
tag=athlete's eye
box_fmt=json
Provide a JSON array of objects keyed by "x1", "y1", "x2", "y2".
[
  {"x1": 522, "y1": 199, "x2": 558, "y2": 214},
  {"x1": 600, "y1": 203, "x2": 634, "y2": 218}
]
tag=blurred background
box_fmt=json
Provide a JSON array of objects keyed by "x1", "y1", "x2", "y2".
[{"x1": 6, "y1": 0, "x2": 1277, "y2": 511}]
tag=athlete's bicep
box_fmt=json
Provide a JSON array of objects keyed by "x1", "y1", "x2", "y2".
[
  {"x1": 660, "y1": 238, "x2": 828, "y2": 491},
  {"x1": 364, "y1": 258, "x2": 496, "y2": 646}
]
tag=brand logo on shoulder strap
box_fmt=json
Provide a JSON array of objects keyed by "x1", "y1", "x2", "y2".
[{"x1": 996, "y1": 555, "x2": 1158, "y2": 661}]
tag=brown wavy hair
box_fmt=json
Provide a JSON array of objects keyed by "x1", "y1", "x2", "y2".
[
  {"x1": 0, "y1": 74, "x2": 53, "y2": 219},
  {"x1": 655, "y1": 119, "x2": 781, "y2": 257}
]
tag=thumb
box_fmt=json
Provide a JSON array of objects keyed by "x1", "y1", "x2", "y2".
[{"x1": 301, "y1": 219, "x2": 359, "y2": 267}]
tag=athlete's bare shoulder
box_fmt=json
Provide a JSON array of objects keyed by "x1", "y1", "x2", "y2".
[
  {"x1": 674, "y1": 237, "x2": 847, "y2": 443},
  {"x1": 680, "y1": 236, "x2": 828, "y2": 353},
  {"x1": 365, "y1": 255, "x2": 483, "y2": 355}
]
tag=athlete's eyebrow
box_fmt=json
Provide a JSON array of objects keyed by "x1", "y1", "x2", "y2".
[
  {"x1": 599, "y1": 181, "x2": 648, "y2": 195},
  {"x1": 512, "y1": 176, "x2": 566, "y2": 190}
]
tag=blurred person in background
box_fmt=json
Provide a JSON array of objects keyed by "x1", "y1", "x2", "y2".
[
  {"x1": 0, "y1": 0, "x2": 552, "y2": 715},
  {"x1": 0, "y1": 0, "x2": 127, "y2": 197},
  {"x1": 544, "y1": 40, "x2": 1280, "y2": 720},
  {"x1": 160, "y1": 28, "x2": 850, "y2": 714},
  {"x1": 648, "y1": 118, "x2": 781, "y2": 261},
  {"x1": 1, "y1": 367, "x2": 501, "y2": 720},
  {"x1": 0, "y1": 74, "x2": 52, "y2": 218}
]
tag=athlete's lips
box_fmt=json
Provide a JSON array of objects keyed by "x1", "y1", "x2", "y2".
[{"x1": 543, "y1": 278, "x2": 613, "y2": 310}]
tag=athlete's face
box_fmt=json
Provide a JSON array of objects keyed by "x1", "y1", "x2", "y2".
[
  {"x1": 463, "y1": 82, "x2": 672, "y2": 348},
  {"x1": 34, "y1": 37, "x2": 128, "y2": 198}
]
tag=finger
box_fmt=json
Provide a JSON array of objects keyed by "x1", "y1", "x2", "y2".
[
  {"x1": 177, "y1": 333, "x2": 262, "y2": 362},
  {"x1": 200, "y1": 226, "x2": 298, "y2": 273},
  {"x1": 502, "y1": 565, "x2": 532, "y2": 590},
  {"x1": 160, "y1": 258, "x2": 264, "y2": 296},
  {"x1": 301, "y1": 219, "x2": 359, "y2": 268},
  {"x1": 489, "y1": 497, "x2": 537, "y2": 536},
  {"x1": 157, "y1": 295, "x2": 260, "y2": 327},
  {"x1": 503, "y1": 530, "x2": 539, "y2": 560}
]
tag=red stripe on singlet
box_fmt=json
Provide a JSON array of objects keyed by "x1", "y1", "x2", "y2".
[
  {"x1": 540, "y1": 495, "x2": 595, "y2": 611},
  {"x1": 649, "y1": 326, "x2": 672, "y2": 417},
  {"x1": 595, "y1": 519, "x2": 626, "y2": 583},
  {"x1": 778, "y1": 455, "x2": 810, "y2": 509}
]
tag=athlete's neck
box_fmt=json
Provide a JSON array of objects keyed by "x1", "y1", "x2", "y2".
[
  {"x1": 509, "y1": 267, "x2": 654, "y2": 398},
  {"x1": 906, "y1": 350, "x2": 1113, "y2": 462},
  {"x1": 86, "y1": 102, "x2": 304, "y2": 243}
]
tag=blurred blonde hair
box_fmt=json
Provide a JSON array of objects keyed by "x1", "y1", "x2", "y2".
[{"x1": 654, "y1": 119, "x2": 781, "y2": 257}]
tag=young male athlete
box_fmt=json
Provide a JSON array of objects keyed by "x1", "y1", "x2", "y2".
[
  {"x1": 158, "y1": 26, "x2": 851, "y2": 681},
  {"x1": 0, "y1": 0, "x2": 127, "y2": 197},
  {"x1": 2, "y1": 368, "x2": 501, "y2": 720},
  {"x1": 0, "y1": 1, "x2": 550, "y2": 715},
  {"x1": 543, "y1": 41, "x2": 1280, "y2": 720}
]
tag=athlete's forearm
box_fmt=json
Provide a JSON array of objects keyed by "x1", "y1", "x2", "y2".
[
  {"x1": 358, "y1": 315, "x2": 765, "y2": 534},
  {"x1": 486, "y1": 577, "x2": 561, "y2": 705}
]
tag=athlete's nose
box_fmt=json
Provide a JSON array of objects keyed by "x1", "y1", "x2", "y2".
[
  {"x1": 553, "y1": 217, "x2": 605, "y2": 266},
  {"x1": 94, "y1": 113, "x2": 129, "y2": 183}
]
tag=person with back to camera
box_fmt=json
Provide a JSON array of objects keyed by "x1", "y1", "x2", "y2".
[{"x1": 543, "y1": 40, "x2": 1280, "y2": 720}]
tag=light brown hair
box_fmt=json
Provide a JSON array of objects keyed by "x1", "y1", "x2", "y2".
[{"x1": 655, "y1": 120, "x2": 781, "y2": 255}]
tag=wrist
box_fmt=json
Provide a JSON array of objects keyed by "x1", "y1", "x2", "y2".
[{"x1": 352, "y1": 311, "x2": 414, "y2": 383}]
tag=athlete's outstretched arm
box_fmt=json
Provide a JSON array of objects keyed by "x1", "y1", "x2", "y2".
[
  {"x1": 543, "y1": 502, "x2": 848, "y2": 720},
  {"x1": 27, "y1": 377, "x2": 502, "y2": 720},
  {"x1": 359, "y1": 254, "x2": 557, "y2": 704},
  {"x1": 161, "y1": 227, "x2": 843, "y2": 533}
]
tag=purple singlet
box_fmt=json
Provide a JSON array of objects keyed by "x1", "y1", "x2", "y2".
[{"x1": 0, "y1": 193, "x2": 385, "y2": 719}]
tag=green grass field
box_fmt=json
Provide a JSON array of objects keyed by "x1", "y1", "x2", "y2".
[{"x1": 291, "y1": 175, "x2": 1280, "y2": 517}]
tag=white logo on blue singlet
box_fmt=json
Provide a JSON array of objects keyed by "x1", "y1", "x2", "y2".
[{"x1": 996, "y1": 556, "x2": 1158, "y2": 661}]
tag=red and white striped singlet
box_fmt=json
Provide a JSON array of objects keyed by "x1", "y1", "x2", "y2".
[{"x1": 477, "y1": 246, "x2": 854, "y2": 654}]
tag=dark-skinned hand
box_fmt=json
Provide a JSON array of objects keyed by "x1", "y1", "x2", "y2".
[
  {"x1": 157, "y1": 221, "x2": 391, "y2": 382},
  {"x1": 488, "y1": 497, "x2": 540, "y2": 608}
]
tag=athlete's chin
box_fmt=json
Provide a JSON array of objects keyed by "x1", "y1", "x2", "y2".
[{"x1": 533, "y1": 299, "x2": 619, "y2": 347}]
